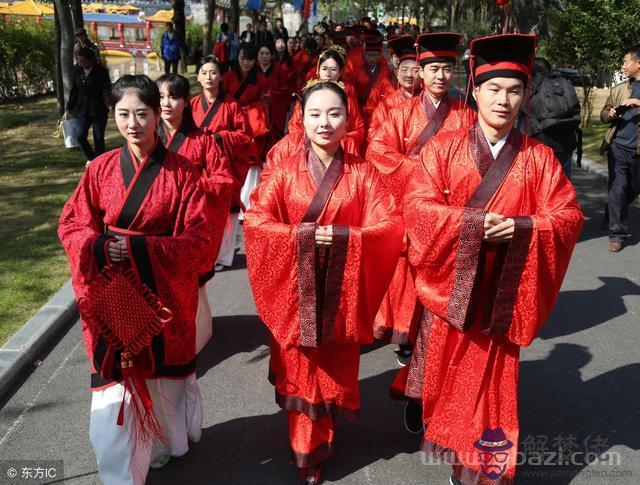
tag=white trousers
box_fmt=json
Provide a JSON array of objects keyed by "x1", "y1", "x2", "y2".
[
  {"x1": 215, "y1": 212, "x2": 240, "y2": 267},
  {"x1": 239, "y1": 166, "x2": 262, "y2": 221},
  {"x1": 195, "y1": 285, "x2": 212, "y2": 354},
  {"x1": 89, "y1": 375, "x2": 203, "y2": 485}
]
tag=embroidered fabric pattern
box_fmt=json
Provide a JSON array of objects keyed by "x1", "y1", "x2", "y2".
[
  {"x1": 445, "y1": 208, "x2": 486, "y2": 330},
  {"x1": 487, "y1": 216, "x2": 534, "y2": 335}
]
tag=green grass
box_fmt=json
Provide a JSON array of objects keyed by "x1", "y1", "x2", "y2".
[
  {"x1": 0, "y1": 96, "x2": 121, "y2": 345},
  {"x1": 0, "y1": 67, "x2": 198, "y2": 345},
  {"x1": 578, "y1": 87, "x2": 610, "y2": 166}
]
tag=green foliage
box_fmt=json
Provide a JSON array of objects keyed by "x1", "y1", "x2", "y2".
[
  {"x1": 0, "y1": 21, "x2": 56, "y2": 101},
  {"x1": 546, "y1": 0, "x2": 640, "y2": 75},
  {"x1": 185, "y1": 19, "x2": 206, "y2": 61}
]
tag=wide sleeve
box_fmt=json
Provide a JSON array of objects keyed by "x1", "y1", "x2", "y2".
[
  {"x1": 215, "y1": 102, "x2": 252, "y2": 190},
  {"x1": 403, "y1": 138, "x2": 484, "y2": 324},
  {"x1": 58, "y1": 165, "x2": 110, "y2": 311},
  {"x1": 142, "y1": 167, "x2": 216, "y2": 281},
  {"x1": 332, "y1": 165, "x2": 404, "y2": 343},
  {"x1": 367, "y1": 106, "x2": 419, "y2": 203},
  {"x1": 345, "y1": 91, "x2": 365, "y2": 155},
  {"x1": 243, "y1": 168, "x2": 301, "y2": 347},
  {"x1": 506, "y1": 147, "x2": 583, "y2": 346}
]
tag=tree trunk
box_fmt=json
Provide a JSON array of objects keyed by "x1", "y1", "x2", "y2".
[
  {"x1": 70, "y1": 0, "x2": 83, "y2": 30},
  {"x1": 53, "y1": 0, "x2": 75, "y2": 107},
  {"x1": 54, "y1": 3, "x2": 65, "y2": 115},
  {"x1": 203, "y1": 0, "x2": 215, "y2": 55},
  {"x1": 230, "y1": 0, "x2": 240, "y2": 35}
]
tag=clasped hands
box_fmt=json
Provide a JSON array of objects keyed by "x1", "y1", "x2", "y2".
[
  {"x1": 315, "y1": 225, "x2": 333, "y2": 246},
  {"x1": 484, "y1": 212, "x2": 515, "y2": 243},
  {"x1": 107, "y1": 236, "x2": 130, "y2": 262}
]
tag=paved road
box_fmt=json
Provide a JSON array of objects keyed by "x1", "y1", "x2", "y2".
[{"x1": 0, "y1": 167, "x2": 638, "y2": 485}]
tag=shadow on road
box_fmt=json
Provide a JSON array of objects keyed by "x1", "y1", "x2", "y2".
[
  {"x1": 518, "y1": 343, "x2": 640, "y2": 484},
  {"x1": 148, "y1": 369, "x2": 420, "y2": 484},
  {"x1": 196, "y1": 314, "x2": 269, "y2": 379},
  {"x1": 540, "y1": 276, "x2": 640, "y2": 340}
]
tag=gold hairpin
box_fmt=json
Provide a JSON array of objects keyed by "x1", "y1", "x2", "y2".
[{"x1": 302, "y1": 78, "x2": 346, "y2": 94}]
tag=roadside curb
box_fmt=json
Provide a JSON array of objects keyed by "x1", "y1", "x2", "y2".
[
  {"x1": 578, "y1": 155, "x2": 608, "y2": 180},
  {"x1": 0, "y1": 280, "x2": 77, "y2": 400}
]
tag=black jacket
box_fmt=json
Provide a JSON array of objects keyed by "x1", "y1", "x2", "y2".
[
  {"x1": 66, "y1": 64, "x2": 111, "y2": 117},
  {"x1": 240, "y1": 30, "x2": 256, "y2": 45}
]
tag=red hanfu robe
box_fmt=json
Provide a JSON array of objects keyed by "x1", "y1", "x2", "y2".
[
  {"x1": 271, "y1": 59, "x2": 296, "y2": 139},
  {"x1": 223, "y1": 67, "x2": 272, "y2": 165},
  {"x1": 189, "y1": 92, "x2": 251, "y2": 203},
  {"x1": 367, "y1": 92, "x2": 471, "y2": 344},
  {"x1": 158, "y1": 124, "x2": 234, "y2": 282},
  {"x1": 58, "y1": 142, "x2": 215, "y2": 390},
  {"x1": 367, "y1": 86, "x2": 421, "y2": 140},
  {"x1": 287, "y1": 81, "x2": 365, "y2": 156},
  {"x1": 362, "y1": 66, "x2": 396, "y2": 130},
  {"x1": 402, "y1": 123, "x2": 583, "y2": 484},
  {"x1": 244, "y1": 146, "x2": 403, "y2": 464}
]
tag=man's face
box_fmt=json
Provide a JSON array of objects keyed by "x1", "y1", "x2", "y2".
[
  {"x1": 365, "y1": 51, "x2": 380, "y2": 68},
  {"x1": 397, "y1": 59, "x2": 420, "y2": 90},
  {"x1": 77, "y1": 33, "x2": 88, "y2": 43},
  {"x1": 276, "y1": 20, "x2": 283, "y2": 28},
  {"x1": 474, "y1": 77, "x2": 525, "y2": 132},
  {"x1": 166, "y1": 24, "x2": 173, "y2": 33},
  {"x1": 246, "y1": 23, "x2": 252, "y2": 31},
  {"x1": 420, "y1": 62, "x2": 454, "y2": 98},
  {"x1": 622, "y1": 53, "x2": 640, "y2": 79}
]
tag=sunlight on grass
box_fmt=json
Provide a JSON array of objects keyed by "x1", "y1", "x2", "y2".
[{"x1": 0, "y1": 96, "x2": 121, "y2": 344}]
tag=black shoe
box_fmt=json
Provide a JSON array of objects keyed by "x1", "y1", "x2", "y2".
[
  {"x1": 404, "y1": 400, "x2": 423, "y2": 434},
  {"x1": 449, "y1": 475, "x2": 463, "y2": 485}
]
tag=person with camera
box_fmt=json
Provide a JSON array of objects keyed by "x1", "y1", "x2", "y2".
[{"x1": 601, "y1": 45, "x2": 640, "y2": 252}]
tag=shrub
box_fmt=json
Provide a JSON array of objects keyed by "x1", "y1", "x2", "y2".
[{"x1": 0, "y1": 21, "x2": 55, "y2": 100}]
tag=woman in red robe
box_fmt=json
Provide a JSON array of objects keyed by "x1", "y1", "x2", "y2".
[
  {"x1": 367, "y1": 35, "x2": 422, "y2": 138},
  {"x1": 223, "y1": 43, "x2": 271, "y2": 219},
  {"x1": 270, "y1": 37, "x2": 296, "y2": 140},
  {"x1": 58, "y1": 75, "x2": 216, "y2": 485},
  {"x1": 401, "y1": 35, "x2": 584, "y2": 485},
  {"x1": 287, "y1": 46, "x2": 365, "y2": 156},
  {"x1": 191, "y1": 55, "x2": 251, "y2": 270},
  {"x1": 244, "y1": 81, "x2": 403, "y2": 484},
  {"x1": 157, "y1": 73, "x2": 234, "y2": 352}
]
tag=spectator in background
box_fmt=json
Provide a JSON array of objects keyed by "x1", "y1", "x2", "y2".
[
  {"x1": 240, "y1": 22, "x2": 256, "y2": 45},
  {"x1": 65, "y1": 47, "x2": 111, "y2": 161},
  {"x1": 273, "y1": 18, "x2": 288, "y2": 41},
  {"x1": 523, "y1": 57, "x2": 581, "y2": 179},
  {"x1": 74, "y1": 28, "x2": 100, "y2": 65},
  {"x1": 256, "y1": 21, "x2": 274, "y2": 47},
  {"x1": 161, "y1": 22, "x2": 184, "y2": 74},
  {"x1": 600, "y1": 45, "x2": 640, "y2": 252},
  {"x1": 213, "y1": 23, "x2": 238, "y2": 71},
  {"x1": 287, "y1": 37, "x2": 298, "y2": 58}
]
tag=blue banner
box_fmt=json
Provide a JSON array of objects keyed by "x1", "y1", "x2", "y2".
[{"x1": 293, "y1": 0, "x2": 304, "y2": 12}]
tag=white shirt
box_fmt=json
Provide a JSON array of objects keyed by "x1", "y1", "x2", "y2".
[
  {"x1": 485, "y1": 133, "x2": 509, "y2": 159},
  {"x1": 83, "y1": 67, "x2": 93, "y2": 77}
]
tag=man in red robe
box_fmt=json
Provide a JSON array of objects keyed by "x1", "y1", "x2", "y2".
[
  {"x1": 367, "y1": 32, "x2": 469, "y2": 369},
  {"x1": 401, "y1": 34, "x2": 584, "y2": 485},
  {"x1": 359, "y1": 29, "x2": 395, "y2": 126},
  {"x1": 367, "y1": 35, "x2": 422, "y2": 137}
]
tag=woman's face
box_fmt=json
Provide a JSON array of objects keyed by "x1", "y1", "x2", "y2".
[
  {"x1": 258, "y1": 47, "x2": 272, "y2": 68},
  {"x1": 287, "y1": 38, "x2": 296, "y2": 53},
  {"x1": 303, "y1": 88, "x2": 347, "y2": 151},
  {"x1": 238, "y1": 51, "x2": 256, "y2": 73},
  {"x1": 158, "y1": 83, "x2": 185, "y2": 125},
  {"x1": 318, "y1": 58, "x2": 342, "y2": 82},
  {"x1": 197, "y1": 62, "x2": 221, "y2": 91},
  {"x1": 114, "y1": 90, "x2": 158, "y2": 148},
  {"x1": 275, "y1": 38, "x2": 286, "y2": 53}
]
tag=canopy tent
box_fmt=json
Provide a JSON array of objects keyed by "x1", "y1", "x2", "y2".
[{"x1": 0, "y1": 0, "x2": 54, "y2": 16}]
